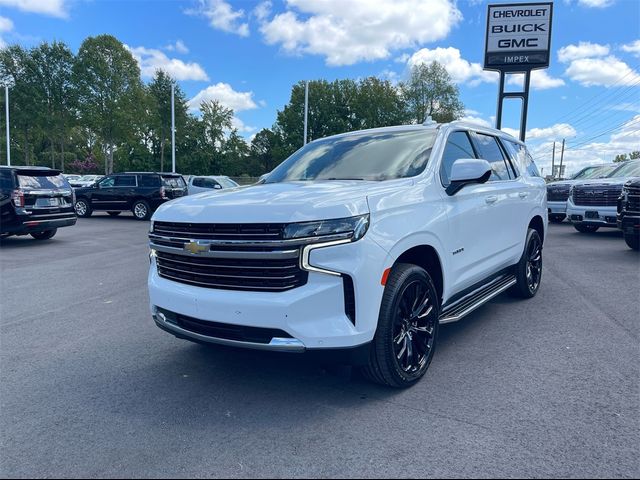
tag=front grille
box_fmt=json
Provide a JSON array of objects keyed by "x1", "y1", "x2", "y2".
[
  {"x1": 155, "y1": 250, "x2": 307, "y2": 292},
  {"x1": 154, "y1": 221, "x2": 284, "y2": 240},
  {"x1": 625, "y1": 186, "x2": 640, "y2": 212},
  {"x1": 157, "y1": 308, "x2": 292, "y2": 344},
  {"x1": 573, "y1": 186, "x2": 622, "y2": 207},
  {"x1": 547, "y1": 185, "x2": 570, "y2": 202}
]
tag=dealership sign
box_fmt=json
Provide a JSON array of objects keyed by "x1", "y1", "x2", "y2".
[{"x1": 484, "y1": 2, "x2": 553, "y2": 71}]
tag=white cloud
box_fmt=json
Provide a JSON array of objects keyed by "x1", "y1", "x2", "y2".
[
  {"x1": 260, "y1": 0, "x2": 462, "y2": 66},
  {"x1": 460, "y1": 115, "x2": 492, "y2": 128},
  {"x1": 564, "y1": 56, "x2": 640, "y2": 87},
  {"x1": 407, "y1": 47, "x2": 497, "y2": 86},
  {"x1": 531, "y1": 116, "x2": 640, "y2": 175},
  {"x1": 526, "y1": 123, "x2": 577, "y2": 141},
  {"x1": 0, "y1": 15, "x2": 13, "y2": 48},
  {"x1": 621, "y1": 40, "x2": 640, "y2": 58},
  {"x1": 252, "y1": 1, "x2": 271, "y2": 21},
  {"x1": 165, "y1": 40, "x2": 189, "y2": 54},
  {"x1": 189, "y1": 83, "x2": 258, "y2": 113},
  {"x1": 507, "y1": 70, "x2": 565, "y2": 90},
  {"x1": 126, "y1": 45, "x2": 209, "y2": 82},
  {"x1": 188, "y1": 0, "x2": 249, "y2": 37},
  {"x1": 557, "y1": 42, "x2": 610, "y2": 63},
  {"x1": 577, "y1": 0, "x2": 613, "y2": 7},
  {"x1": 231, "y1": 116, "x2": 256, "y2": 134},
  {"x1": 0, "y1": 0, "x2": 67, "y2": 18}
]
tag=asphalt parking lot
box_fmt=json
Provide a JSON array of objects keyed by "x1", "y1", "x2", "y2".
[{"x1": 1, "y1": 215, "x2": 638, "y2": 478}]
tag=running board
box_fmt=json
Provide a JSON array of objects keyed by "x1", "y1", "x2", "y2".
[{"x1": 438, "y1": 274, "x2": 517, "y2": 324}]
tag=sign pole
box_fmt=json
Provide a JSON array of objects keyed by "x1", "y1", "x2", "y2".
[{"x1": 303, "y1": 81, "x2": 309, "y2": 146}]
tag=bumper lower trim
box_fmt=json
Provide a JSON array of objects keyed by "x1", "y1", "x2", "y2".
[{"x1": 153, "y1": 311, "x2": 307, "y2": 352}]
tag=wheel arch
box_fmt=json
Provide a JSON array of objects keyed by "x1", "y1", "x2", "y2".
[
  {"x1": 528, "y1": 215, "x2": 545, "y2": 245},
  {"x1": 392, "y1": 244, "x2": 444, "y2": 306}
]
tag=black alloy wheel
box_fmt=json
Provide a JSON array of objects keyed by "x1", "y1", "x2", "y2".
[
  {"x1": 363, "y1": 263, "x2": 440, "y2": 388},
  {"x1": 510, "y1": 228, "x2": 543, "y2": 299},
  {"x1": 392, "y1": 279, "x2": 438, "y2": 375}
]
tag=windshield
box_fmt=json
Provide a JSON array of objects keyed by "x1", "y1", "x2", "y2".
[
  {"x1": 162, "y1": 176, "x2": 186, "y2": 188},
  {"x1": 218, "y1": 177, "x2": 238, "y2": 188},
  {"x1": 571, "y1": 166, "x2": 598, "y2": 179},
  {"x1": 265, "y1": 129, "x2": 437, "y2": 183},
  {"x1": 17, "y1": 173, "x2": 69, "y2": 190},
  {"x1": 584, "y1": 165, "x2": 616, "y2": 178},
  {"x1": 608, "y1": 161, "x2": 640, "y2": 178}
]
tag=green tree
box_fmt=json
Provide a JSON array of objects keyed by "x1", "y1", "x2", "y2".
[
  {"x1": 401, "y1": 61, "x2": 464, "y2": 124},
  {"x1": 630, "y1": 151, "x2": 640, "y2": 159},
  {"x1": 73, "y1": 35, "x2": 143, "y2": 174},
  {"x1": 0, "y1": 45, "x2": 42, "y2": 165},
  {"x1": 30, "y1": 42, "x2": 76, "y2": 171},
  {"x1": 250, "y1": 128, "x2": 279, "y2": 173}
]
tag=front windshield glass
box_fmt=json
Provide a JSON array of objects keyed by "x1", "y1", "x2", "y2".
[
  {"x1": 584, "y1": 165, "x2": 616, "y2": 178},
  {"x1": 608, "y1": 161, "x2": 640, "y2": 178},
  {"x1": 571, "y1": 167, "x2": 597, "y2": 179},
  {"x1": 265, "y1": 129, "x2": 437, "y2": 183}
]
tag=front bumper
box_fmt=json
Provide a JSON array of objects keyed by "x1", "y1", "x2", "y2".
[
  {"x1": 566, "y1": 199, "x2": 618, "y2": 228},
  {"x1": 617, "y1": 213, "x2": 640, "y2": 235},
  {"x1": 547, "y1": 201, "x2": 567, "y2": 216},
  {"x1": 148, "y1": 236, "x2": 389, "y2": 351}
]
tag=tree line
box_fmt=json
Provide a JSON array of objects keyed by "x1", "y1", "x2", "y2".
[{"x1": 0, "y1": 34, "x2": 464, "y2": 177}]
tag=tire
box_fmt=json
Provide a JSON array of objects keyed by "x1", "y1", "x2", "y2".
[
  {"x1": 132, "y1": 200, "x2": 151, "y2": 220},
  {"x1": 362, "y1": 263, "x2": 440, "y2": 388},
  {"x1": 107, "y1": 211, "x2": 121, "y2": 217},
  {"x1": 74, "y1": 198, "x2": 92, "y2": 218},
  {"x1": 573, "y1": 224, "x2": 599, "y2": 233},
  {"x1": 624, "y1": 233, "x2": 640, "y2": 251},
  {"x1": 30, "y1": 229, "x2": 57, "y2": 240},
  {"x1": 510, "y1": 228, "x2": 543, "y2": 299}
]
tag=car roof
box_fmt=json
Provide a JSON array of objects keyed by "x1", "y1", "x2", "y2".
[
  {"x1": 307, "y1": 121, "x2": 523, "y2": 145},
  {"x1": 120, "y1": 171, "x2": 182, "y2": 176}
]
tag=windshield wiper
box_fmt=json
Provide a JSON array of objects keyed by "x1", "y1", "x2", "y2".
[{"x1": 324, "y1": 177, "x2": 367, "y2": 181}]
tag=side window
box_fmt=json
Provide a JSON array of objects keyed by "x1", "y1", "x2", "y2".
[
  {"x1": 114, "y1": 175, "x2": 136, "y2": 187},
  {"x1": 473, "y1": 133, "x2": 511, "y2": 181},
  {"x1": 440, "y1": 131, "x2": 477, "y2": 186},
  {"x1": 139, "y1": 175, "x2": 160, "y2": 187},
  {"x1": 498, "y1": 139, "x2": 521, "y2": 178},
  {"x1": 504, "y1": 140, "x2": 540, "y2": 178},
  {"x1": 99, "y1": 176, "x2": 115, "y2": 188},
  {"x1": 192, "y1": 177, "x2": 206, "y2": 188},
  {"x1": 0, "y1": 170, "x2": 14, "y2": 190}
]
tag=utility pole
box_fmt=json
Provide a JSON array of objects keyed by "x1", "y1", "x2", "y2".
[
  {"x1": 171, "y1": 83, "x2": 176, "y2": 173},
  {"x1": 551, "y1": 141, "x2": 555, "y2": 179},
  {"x1": 559, "y1": 138, "x2": 565, "y2": 179},
  {"x1": 303, "y1": 81, "x2": 309, "y2": 145},
  {"x1": 5, "y1": 85, "x2": 10, "y2": 166}
]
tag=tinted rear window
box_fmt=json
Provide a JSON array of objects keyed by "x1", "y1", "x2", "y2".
[
  {"x1": 162, "y1": 176, "x2": 186, "y2": 188},
  {"x1": 139, "y1": 175, "x2": 160, "y2": 187},
  {"x1": 17, "y1": 173, "x2": 69, "y2": 189}
]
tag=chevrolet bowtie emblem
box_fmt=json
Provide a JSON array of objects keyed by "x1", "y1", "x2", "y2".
[{"x1": 184, "y1": 241, "x2": 209, "y2": 254}]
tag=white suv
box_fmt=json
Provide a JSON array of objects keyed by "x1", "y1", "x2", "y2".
[{"x1": 148, "y1": 122, "x2": 547, "y2": 388}]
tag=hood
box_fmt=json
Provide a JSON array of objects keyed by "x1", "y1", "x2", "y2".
[
  {"x1": 547, "y1": 179, "x2": 587, "y2": 188},
  {"x1": 153, "y1": 179, "x2": 413, "y2": 223},
  {"x1": 573, "y1": 177, "x2": 638, "y2": 187}
]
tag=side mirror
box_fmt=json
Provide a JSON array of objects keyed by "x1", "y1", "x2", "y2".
[
  {"x1": 213, "y1": 184, "x2": 222, "y2": 190},
  {"x1": 94, "y1": 183, "x2": 100, "y2": 189},
  {"x1": 446, "y1": 158, "x2": 492, "y2": 196}
]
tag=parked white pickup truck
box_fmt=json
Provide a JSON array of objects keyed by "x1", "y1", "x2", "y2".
[{"x1": 148, "y1": 121, "x2": 547, "y2": 388}]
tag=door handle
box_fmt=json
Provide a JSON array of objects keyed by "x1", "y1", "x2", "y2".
[
  {"x1": 519, "y1": 192, "x2": 529, "y2": 199},
  {"x1": 485, "y1": 195, "x2": 498, "y2": 204}
]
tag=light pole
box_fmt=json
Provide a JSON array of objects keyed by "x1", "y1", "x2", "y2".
[
  {"x1": 5, "y1": 85, "x2": 10, "y2": 166},
  {"x1": 171, "y1": 83, "x2": 176, "y2": 173},
  {"x1": 303, "y1": 81, "x2": 309, "y2": 145}
]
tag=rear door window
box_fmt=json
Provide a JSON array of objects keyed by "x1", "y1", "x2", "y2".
[
  {"x1": 114, "y1": 175, "x2": 137, "y2": 187},
  {"x1": 138, "y1": 175, "x2": 160, "y2": 187},
  {"x1": 473, "y1": 133, "x2": 512, "y2": 181},
  {"x1": 17, "y1": 173, "x2": 69, "y2": 189},
  {"x1": 193, "y1": 177, "x2": 219, "y2": 189}
]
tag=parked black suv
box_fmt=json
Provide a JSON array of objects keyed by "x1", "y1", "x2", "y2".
[
  {"x1": 617, "y1": 179, "x2": 640, "y2": 250},
  {"x1": 0, "y1": 166, "x2": 77, "y2": 240},
  {"x1": 74, "y1": 172, "x2": 187, "y2": 220}
]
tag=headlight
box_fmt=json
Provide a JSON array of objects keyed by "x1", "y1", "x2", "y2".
[{"x1": 283, "y1": 214, "x2": 369, "y2": 241}]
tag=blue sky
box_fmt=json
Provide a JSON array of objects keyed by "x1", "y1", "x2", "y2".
[{"x1": 0, "y1": 0, "x2": 638, "y2": 176}]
